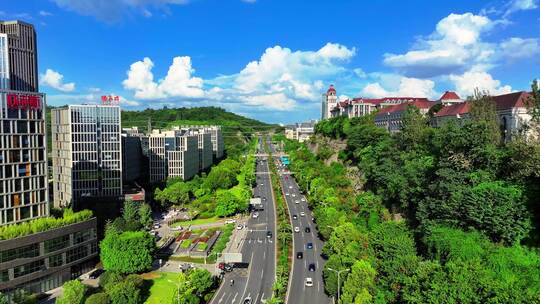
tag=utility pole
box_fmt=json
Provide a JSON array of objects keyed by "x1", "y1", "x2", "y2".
[{"x1": 327, "y1": 267, "x2": 350, "y2": 302}]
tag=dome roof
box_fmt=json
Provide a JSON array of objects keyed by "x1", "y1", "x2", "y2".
[{"x1": 327, "y1": 84, "x2": 336, "y2": 94}]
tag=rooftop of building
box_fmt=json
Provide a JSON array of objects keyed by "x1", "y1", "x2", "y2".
[
  {"x1": 440, "y1": 91, "x2": 461, "y2": 100},
  {"x1": 376, "y1": 100, "x2": 436, "y2": 116},
  {"x1": 434, "y1": 91, "x2": 532, "y2": 117},
  {"x1": 434, "y1": 102, "x2": 471, "y2": 117}
]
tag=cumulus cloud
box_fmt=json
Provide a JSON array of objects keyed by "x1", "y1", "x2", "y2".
[
  {"x1": 361, "y1": 76, "x2": 437, "y2": 98},
  {"x1": 234, "y1": 43, "x2": 355, "y2": 102},
  {"x1": 449, "y1": 70, "x2": 512, "y2": 97},
  {"x1": 51, "y1": 0, "x2": 189, "y2": 22},
  {"x1": 39, "y1": 69, "x2": 76, "y2": 92},
  {"x1": 383, "y1": 13, "x2": 494, "y2": 78},
  {"x1": 122, "y1": 56, "x2": 204, "y2": 99}
]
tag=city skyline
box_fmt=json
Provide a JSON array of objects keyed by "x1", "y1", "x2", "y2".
[{"x1": 2, "y1": 0, "x2": 540, "y2": 124}]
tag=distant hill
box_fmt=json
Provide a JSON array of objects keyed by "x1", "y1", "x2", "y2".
[{"x1": 47, "y1": 106, "x2": 274, "y2": 155}]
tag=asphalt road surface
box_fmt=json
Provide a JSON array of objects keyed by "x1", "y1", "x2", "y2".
[
  {"x1": 211, "y1": 137, "x2": 276, "y2": 304},
  {"x1": 276, "y1": 156, "x2": 331, "y2": 304}
]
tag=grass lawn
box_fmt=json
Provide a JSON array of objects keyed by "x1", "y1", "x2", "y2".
[
  {"x1": 180, "y1": 239, "x2": 192, "y2": 249},
  {"x1": 170, "y1": 217, "x2": 222, "y2": 228},
  {"x1": 143, "y1": 272, "x2": 180, "y2": 304}
]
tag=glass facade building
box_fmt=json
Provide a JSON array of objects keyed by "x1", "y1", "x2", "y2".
[
  {"x1": 0, "y1": 33, "x2": 8, "y2": 90},
  {"x1": 51, "y1": 105, "x2": 122, "y2": 208}
]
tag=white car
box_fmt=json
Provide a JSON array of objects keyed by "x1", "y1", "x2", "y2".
[
  {"x1": 225, "y1": 219, "x2": 236, "y2": 224},
  {"x1": 292, "y1": 194, "x2": 296, "y2": 197},
  {"x1": 285, "y1": 193, "x2": 290, "y2": 196},
  {"x1": 295, "y1": 200, "x2": 300, "y2": 204},
  {"x1": 289, "y1": 186, "x2": 293, "y2": 189},
  {"x1": 300, "y1": 212, "x2": 305, "y2": 217},
  {"x1": 305, "y1": 277, "x2": 313, "y2": 287},
  {"x1": 236, "y1": 224, "x2": 244, "y2": 230},
  {"x1": 260, "y1": 183, "x2": 264, "y2": 186},
  {"x1": 252, "y1": 212, "x2": 259, "y2": 219},
  {"x1": 301, "y1": 197, "x2": 306, "y2": 202},
  {"x1": 153, "y1": 224, "x2": 160, "y2": 229},
  {"x1": 294, "y1": 227, "x2": 300, "y2": 233}
]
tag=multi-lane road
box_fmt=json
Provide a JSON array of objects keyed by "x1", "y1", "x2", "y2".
[
  {"x1": 273, "y1": 149, "x2": 331, "y2": 304},
  {"x1": 211, "y1": 137, "x2": 276, "y2": 304}
]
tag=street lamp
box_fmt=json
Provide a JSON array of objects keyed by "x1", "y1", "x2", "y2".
[{"x1": 327, "y1": 267, "x2": 350, "y2": 301}]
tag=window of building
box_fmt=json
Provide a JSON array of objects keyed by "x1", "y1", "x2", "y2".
[
  {"x1": 13, "y1": 260, "x2": 45, "y2": 278},
  {"x1": 66, "y1": 245, "x2": 88, "y2": 263},
  {"x1": 44, "y1": 234, "x2": 70, "y2": 253},
  {"x1": 73, "y1": 228, "x2": 96, "y2": 244},
  {"x1": 48, "y1": 253, "x2": 64, "y2": 267},
  {"x1": 0, "y1": 243, "x2": 40, "y2": 263},
  {"x1": 0, "y1": 270, "x2": 8, "y2": 282}
]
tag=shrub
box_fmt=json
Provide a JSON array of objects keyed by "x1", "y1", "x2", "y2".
[
  {"x1": 99, "y1": 271, "x2": 123, "y2": 290},
  {"x1": 85, "y1": 293, "x2": 109, "y2": 304},
  {"x1": 100, "y1": 231, "x2": 155, "y2": 274},
  {"x1": 57, "y1": 280, "x2": 86, "y2": 304}
]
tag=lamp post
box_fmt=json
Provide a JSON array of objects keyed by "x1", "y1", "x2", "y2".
[{"x1": 327, "y1": 267, "x2": 350, "y2": 302}]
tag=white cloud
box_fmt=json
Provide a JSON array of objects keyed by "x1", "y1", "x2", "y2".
[
  {"x1": 39, "y1": 69, "x2": 76, "y2": 92},
  {"x1": 234, "y1": 43, "x2": 355, "y2": 102},
  {"x1": 449, "y1": 70, "x2": 512, "y2": 97},
  {"x1": 39, "y1": 10, "x2": 53, "y2": 16},
  {"x1": 361, "y1": 76, "x2": 437, "y2": 98},
  {"x1": 238, "y1": 93, "x2": 296, "y2": 110},
  {"x1": 500, "y1": 37, "x2": 540, "y2": 59},
  {"x1": 122, "y1": 56, "x2": 204, "y2": 99},
  {"x1": 504, "y1": 0, "x2": 538, "y2": 17},
  {"x1": 384, "y1": 13, "x2": 494, "y2": 77},
  {"x1": 51, "y1": 0, "x2": 189, "y2": 22}
]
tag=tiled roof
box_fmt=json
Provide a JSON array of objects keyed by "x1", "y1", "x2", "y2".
[
  {"x1": 492, "y1": 91, "x2": 530, "y2": 110},
  {"x1": 434, "y1": 102, "x2": 470, "y2": 117},
  {"x1": 439, "y1": 91, "x2": 461, "y2": 100},
  {"x1": 376, "y1": 100, "x2": 435, "y2": 116}
]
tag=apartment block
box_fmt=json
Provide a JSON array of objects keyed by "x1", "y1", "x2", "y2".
[
  {"x1": 51, "y1": 105, "x2": 122, "y2": 208},
  {"x1": 177, "y1": 125, "x2": 224, "y2": 160}
]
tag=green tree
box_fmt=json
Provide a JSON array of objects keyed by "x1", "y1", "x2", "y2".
[
  {"x1": 100, "y1": 230, "x2": 155, "y2": 274},
  {"x1": 122, "y1": 200, "x2": 139, "y2": 223},
  {"x1": 188, "y1": 268, "x2": 214, "y2": 296},
  {"x1": 214, "y1": 190, "x2": 242, "y2": 217},
  {"x1": 0, "y1": 293, "x2": 7, "y2": 304},
  {"x1": 107, "y1": 280, "x2": 141, "y2": 304},
  {"x1": 155, "y1": 182, "x2": 191, "y2": 207},
  {"x1": 57, "y1": 280, "x2": 86, "y2": 304},
  {"x1": 340, "y1": 260, "x2": 376, "y2": 304},
  {"x1": 85, "y1": 293, "x2": 109, "y2": 304},
  {"x1": 138, "y1": 203, "x2": 153, "y2": 228}
]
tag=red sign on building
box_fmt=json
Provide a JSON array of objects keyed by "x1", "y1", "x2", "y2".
[
  {"x1": 7, "y1": 94, "x2": 42, "y2": 110},
  {"x1": 101, "y1": 95, "x2": 120, "y2": 105}
]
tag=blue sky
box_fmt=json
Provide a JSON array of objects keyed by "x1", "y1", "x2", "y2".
[{"x1": 2, "y1": 0, "x2": 540, "y2": 123}]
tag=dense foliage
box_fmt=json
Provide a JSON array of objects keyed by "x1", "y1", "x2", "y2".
[
  {"x1": 154, "y1": 139, "x2": 256, "y2": 218},
  {"x1": 100, "y1": 229, "x2": 156, "y2": 274},
  {"x1": 277, "y1": 88, "x2": 540, "y2": 303},
  {"x1": 0, "y1": 209, "x2": 93, "y2": 240},
  {"x1": 57, "y1": 280, "x2": 86, "y2": 304}
]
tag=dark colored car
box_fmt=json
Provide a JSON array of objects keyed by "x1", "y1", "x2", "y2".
[
  {"x1": 88, "y1": 269, "x2": 104, "y2": 279},
  {"x1": 297, "y1": 251, "x2": 303, "y2": 259},
  {"x1": 307, "y1": 242, "x2": 313, "y2": 249},
  {"x1": 224, "y1": 263, "x2": 233, "y2": 272},
  {"x1": 308, "y1": 263, "x2": 316, "y2": 272},
  {"x1": 266, "y1": 231, "x2": 273, "y2": 238},
  {"x1": 305, "y1": 227, "x2": 311, "y2": 233},
  {"x1": 292, "y1": 214, "x2": 298, "y2": 220}
]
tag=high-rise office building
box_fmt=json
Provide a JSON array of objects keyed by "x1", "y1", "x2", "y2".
[
  {"x1": 0, "y1": 21, "x2": 38, "y2": 92},
  {"x1": 180, "y1": 126, "x2": 224, "y2": 160},
  {"x1": 0, "y1": 90, "x2": 48, "y2": 224},
  {"x1": 0, "y1": 33, "x2": 9, "y2": 90},
  {"x1": 148, "y1": 129, "x2": 199, "y2": 183},
  {"x1": 194, "y1": 132, "x2": 212, "y2": 171},
  {"x1": 51, "y1": 105, "x2": 122, "y2": 208}
]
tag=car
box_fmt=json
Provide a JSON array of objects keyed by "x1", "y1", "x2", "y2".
[
  {"x1": 294, "y1": 227, "x2": 300, "y2": 233},
  {"x1": 243, "y1": 297, "x2": 253, "y2": 304},
  {"x1": 308, "y1": 263, "x2": 316, "y2": 272},
  {"x1": 223, "y1": 263, "x2": 233, "y2": 272},
  {"x1": 266, "y1": 231, "x2": 273, "y2": 238},
  {"x1": 312, "y1": 217, "x2": 316, "y2": 223},
  {"x1": 301, "y1": 197, "x2": 306, "y2": 202},
  {"x1": 153, "y1": 224, "x2": 160, "y2": 229},
  {"x1": 300, "y1": 212, "x2": 305, "y2": 217},
  {"x1": 289, "y1": 185, "x2": 293, "y2": 189},
  {"x1": 305, "y1": 227, "x2": 311, "y2": 233},
  {"x1": 236, "y1": 224, "x2": 244, "y2": 230},
  {"x1": 285, "y1": 192, "x2": 290, "y2": 196},
  {"x1": 88, "y1": 269, "x2": 105, "y2": 279},
  {"x1": 225, "y1": 219, "x2": 236, "y2": 224},
  {"x1": 306, "y1": 242, "x2": 313, "y2": 249},
  {"x1": 252, "y1": 212, "x2": 259, "y2": 219},
  {"x1": 296, "y1": 251, "x2": 303, "y2": 259},
  {"x1": 260, "y1": 183, "x2": 264, "y2": 186},
  {"x1": 292, "y1": 214, "x2": 298, "y2": 220},
  {"x1": 305, "y1": 277, "x2": 313, "y2": 287},
  {"x1": 295, "y1": 200, "x2": 300, "y2": 204},
  {"x1": 292, "y1": 194, "x2": 296, "y2": 197}
]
